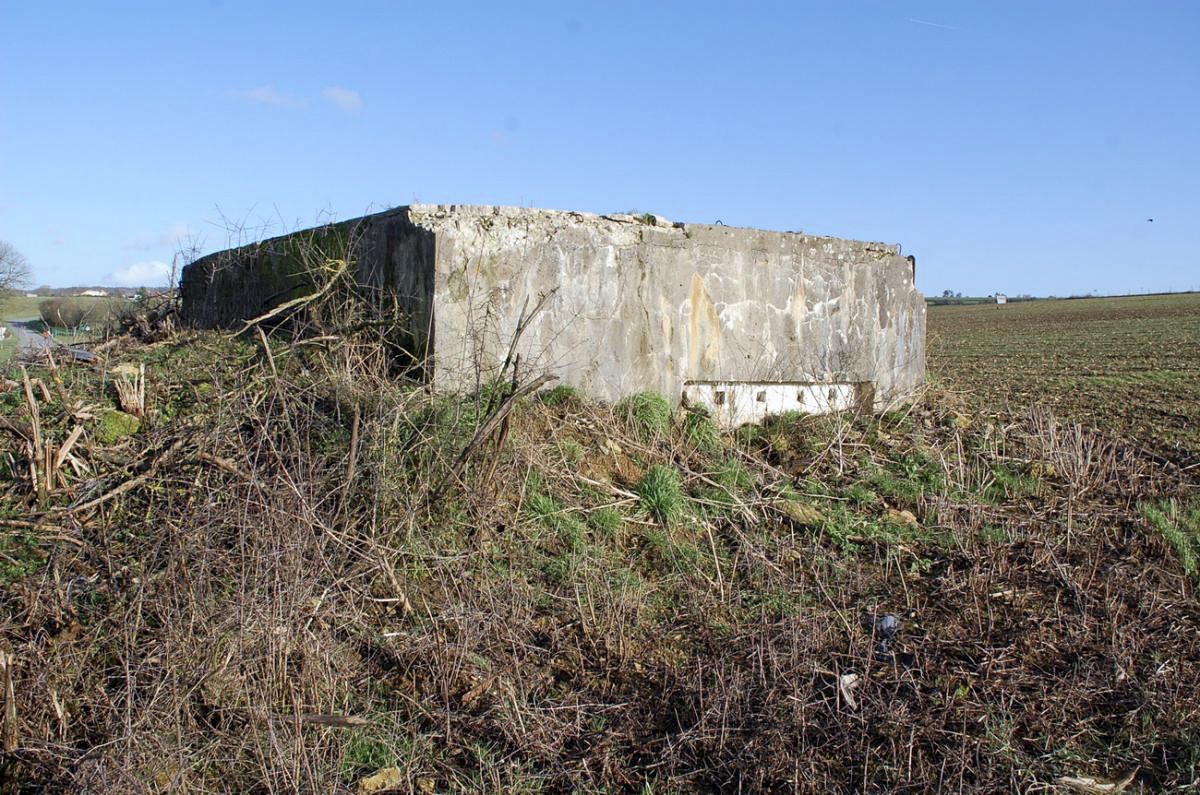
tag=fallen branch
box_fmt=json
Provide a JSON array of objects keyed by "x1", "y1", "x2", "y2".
[
  {"x1": 298, "y1": 713, "x2": 369, "y2": 728},
  {"x1": 61, "y1": 436, "x2": 189, "y2": 516}
]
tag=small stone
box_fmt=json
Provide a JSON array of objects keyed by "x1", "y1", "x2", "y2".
[
  {"x1": 885, "y1": 508, "x2": 918, "y2": 527},
  {"x1": 861, "y1": 613, "x2": 902, "y2": 654},
  {"x1": 357, "y1": 767, "x2": 405, "y2": 794},
  {"x1": 778, "y1": 499, "x2": 823, "y2": 526},
  {"x1": 875, "y1": 614, "x2": 900, "y2": 639}
]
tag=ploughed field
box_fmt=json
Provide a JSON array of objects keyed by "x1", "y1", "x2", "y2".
[{"x1": 928, "y1": 293, "x2": 1200, "y2": 465}]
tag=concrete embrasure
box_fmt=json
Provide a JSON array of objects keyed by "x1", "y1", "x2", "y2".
[
  {"x1": 683, "y1": 382, "x2": 860, "y2": 427},
  {"x1": 182, "y1": 205, "x2": 926, "y2": 425}
]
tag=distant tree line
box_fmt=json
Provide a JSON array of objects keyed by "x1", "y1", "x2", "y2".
[
  {"x1": 29, "y1": 286, "x2": 144, "y2": 297},
  {"x1": 38, "y1": 297, "x2": 135, "y2": 332}
]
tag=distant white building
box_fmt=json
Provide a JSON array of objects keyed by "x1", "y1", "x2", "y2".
[
  {"x1": 78, "y1": 289, "x2": 108, "y2": 297},
  {"x1": 995, "y1": 293, "x2": 1008, "y2": 305}
]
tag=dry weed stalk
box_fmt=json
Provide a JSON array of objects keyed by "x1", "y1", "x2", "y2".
[
  {"x1": 113, "y1": 362, "x2": 145, "y2": 417},
  {"x1": 15, "y1": 366, "x2": 86, "y2": 507},
  {"x1": 0, "y1": 650, "x2": 16, "y2": 753},
  {"x1": 1027, "y1": 404, "x2": 1148, "y2": 498}
]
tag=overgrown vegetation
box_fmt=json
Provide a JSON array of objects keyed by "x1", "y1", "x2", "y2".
[
  {"x1": 0, "y1": 261, "x2": 1197, "y2": 793},
  {"x1": 37, "y1": 296, "x2": 134, "y2": 332}
]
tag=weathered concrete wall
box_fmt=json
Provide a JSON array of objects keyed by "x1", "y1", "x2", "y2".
[
  {"x1": 182, "y1": 205, "x2": 925, "y2": 422},
  {"x1": 181, "y1": 213, "x2": 437, "y2": 371}
]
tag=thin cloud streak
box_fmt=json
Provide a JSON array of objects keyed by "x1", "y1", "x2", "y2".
[{"x1": 908, "y1": 18, "x2": 959, "y2": 31}]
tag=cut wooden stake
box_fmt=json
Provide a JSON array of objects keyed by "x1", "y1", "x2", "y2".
[
  {"x1": 114, "y1": 362, "x2": 146, "y2": 417},
  {"x1": 43, "y1": 441, "x2": 55, "y2": 495},
  {"x1": 49, "y1": 689, "x2": 67, "y2": 740}
]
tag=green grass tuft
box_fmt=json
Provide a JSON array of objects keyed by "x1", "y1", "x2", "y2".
[
  {"x1": 984, "y1": 464, "x2": 1041, "y2": 502},
  {"x1": 681, "y1": 407, "x2": 721, "y2": 457},
  {"x1": 1141, "y1": 498, "x2": 1200, "y2": 579},
  {"x1": 868, "y1": 451, "x2": 947, "y2": 503},
  {"x1": 525, "y1": 492, "x2": 588, "y2": 550},
  {"x1": 586, "y1": 505, "x2": 624, "y2": 536},
  {"x1": 713, "y1": 457, "x2": 755, "y2": 492},
  {"x1": 616, "y1": 392, "x2": 672, "y2": 440},
  {"x1": 557, "y1": 438, "x2": 584, "y2": 465},
  {"x1": 340, "y1": 713, "x2": 422, "y2": 778},
  {"x1": 635, "y1": 464, "x2": 685, "y2": 524},
  {"x1": 538, "y1": 383, "x2": 582, "y2": 408},
  {"x1": 0, "y1": 528, "x2": 44, "y2": 582}
]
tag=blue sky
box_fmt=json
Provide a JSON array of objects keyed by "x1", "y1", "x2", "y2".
[{"x1": 2, "y1": 1, "x2": 1197, "y2": 296}]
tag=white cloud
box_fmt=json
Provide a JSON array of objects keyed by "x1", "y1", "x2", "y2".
[
  {"x1": 233, "y1": 84, "x2": 304, "y2": 108},
  {"x1": 124, "y1": 222, "x2": 196, "y2": 251},
  {"x1": 110, "y1": 260, "x2": 173, "y2": 287},
  {"x1": 321, "y1": 86, "x2": 362, "y2": 112}
]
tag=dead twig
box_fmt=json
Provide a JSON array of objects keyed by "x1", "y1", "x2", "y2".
[
  {"x1": 60, "y1": 436, "x2": 189, "y2": 516},
  {"x1": 428, "y1": 373, "x2": 557, "y2": 505},
  {"x1": 195, "y1": 451, "x2": 252, "y2": 481}
]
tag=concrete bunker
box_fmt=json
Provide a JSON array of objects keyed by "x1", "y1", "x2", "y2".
[{"x1": 181, "y1": 205, "x2": 926, "y2": 425}]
